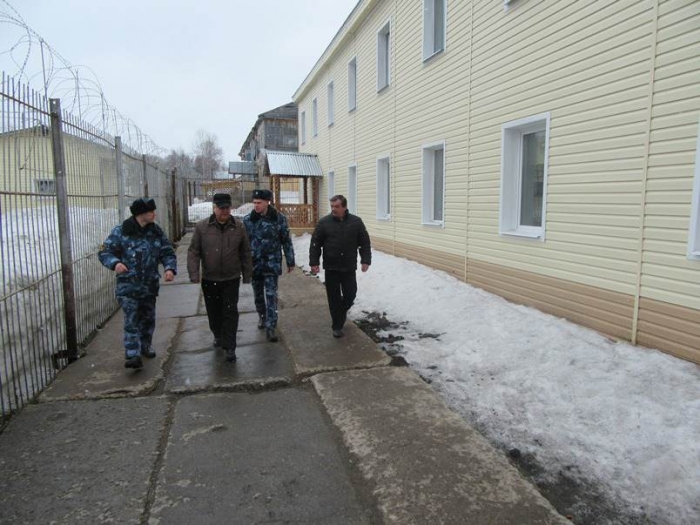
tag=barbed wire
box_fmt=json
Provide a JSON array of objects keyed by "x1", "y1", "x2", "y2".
[{"x1": 0, "y1": 0, "x2": 168, "y2": 158}]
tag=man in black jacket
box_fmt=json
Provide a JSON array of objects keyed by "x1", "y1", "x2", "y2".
[{"x1": 309, "y1": 195, "x2": 371, "y2": 338}]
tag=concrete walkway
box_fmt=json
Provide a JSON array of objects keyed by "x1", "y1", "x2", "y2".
[{"x1": 0, "y1": 234, "x2": 568, "y2": 525}]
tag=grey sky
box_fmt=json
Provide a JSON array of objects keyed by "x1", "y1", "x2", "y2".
[{"x1": 3, "y1": 0, "x2": 358, "y2": 161}]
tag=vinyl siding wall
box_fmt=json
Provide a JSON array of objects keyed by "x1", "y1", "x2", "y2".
[{"x1": 295, "y1": 0, "x2": 700, "y2": 364}]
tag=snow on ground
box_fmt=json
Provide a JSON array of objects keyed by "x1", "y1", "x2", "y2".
[
  {"x1": 293, "y1": 233, "x2": 700, "y2": 525},
  {"x1": 187, "y1": 201, "x2": 253, "y2": 222}
]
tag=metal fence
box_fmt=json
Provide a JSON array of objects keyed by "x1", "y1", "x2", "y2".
[{"x1": 0, "y1": 73, "x2": 187, "y2": 421}]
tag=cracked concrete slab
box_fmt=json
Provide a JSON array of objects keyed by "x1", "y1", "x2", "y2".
[
  {"x1": 39, "y1": 312, "x2": 178, "y2": 402},
  {"x1": 157, "y1": 284, "x2": 201, "y2": 318},
  {"x1": 311, "y1": 367, "x2": 569, "y2": 525},
  {"x1": 276, "y1": 270, "x2": 390, "y2": 377},
  {"x1": 278, "y1": 306, "x2": 390, "y2": 378},
  {"x1": 0, "y1": 397, "x2": 168, "y2": 524},
  {"x1": 166, "y1": 313, "x2": 293, "y2": 393},
  {"x1": 150, "y1": 391, "x2": 372, "y2": 524}
]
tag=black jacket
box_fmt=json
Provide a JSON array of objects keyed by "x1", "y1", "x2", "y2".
[{"x1": 309, "y1": 211, "x2": 371, "y2": 271}]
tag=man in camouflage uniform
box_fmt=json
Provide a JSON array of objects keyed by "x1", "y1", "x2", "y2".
[
  {"x1": 243, "y1": 189, "x2": 295, "y2": 342},
  {"x1": 99, "y1": 198, "x2": 177, "y2": 369}
]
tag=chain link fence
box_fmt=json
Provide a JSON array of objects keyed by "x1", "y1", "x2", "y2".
[{"x1": 0, "y1": 73, "x2": 187, "y2": 421}]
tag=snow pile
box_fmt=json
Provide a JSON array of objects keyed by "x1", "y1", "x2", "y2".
[
  {"x1": 292, "y1": 233, "x2": 700, "y2": 524},
  {"x1": 187, "y1": 201, "x2": 253, "y2": 223},
  {"x1": 188, "y1": 201, "x2": 213, "y2": 222},
  {"x1": 1, "y1": 205, "x2": 120, "y2": 410}
]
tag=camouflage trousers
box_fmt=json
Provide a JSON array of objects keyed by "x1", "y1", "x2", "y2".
[
  {"x1": 118, "y1": 296, "x2": 157, "y2": 358},
  {"x1": 252, "y1": 274, "x2": 279, "y2": 329}
]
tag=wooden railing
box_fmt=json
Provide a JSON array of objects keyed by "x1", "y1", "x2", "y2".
[{"x1": 278, "y1": 204, "x2": 314, "y2": 227}]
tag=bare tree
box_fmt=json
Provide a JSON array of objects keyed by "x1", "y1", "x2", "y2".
[
  {"x1": 193, "y1": 130, "x2": 223, "y2": 179},
  {"x1": 164, "y1": 148, "x2": 195, "y2": 176}
]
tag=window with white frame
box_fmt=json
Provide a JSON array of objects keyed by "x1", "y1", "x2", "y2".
[
  {"x1": 377, "y1": 21, "x2": 391, "y2": 91},
  {"x1": 376, "y1": 156, "x2": 391, "y2": 219},
  {"x1": 327, "y1": 170, "x2": 335, "y2": 203},
  {"x1": 348, "y1": 57, "x2": 357, "y2": 111},
  {"x1": 500, "y1": 112, "x2": 550, "y2": 239},
  {"x1": 312, "y1": 98, "x2": 318, "y2": 137},
  {"x1": 34, "y1": 179, "x2": 55, "y2": 195},
  {"x1": 423, "y1": 0, "x2": 446, "y2": 60},
  {"x1": 348, "y1": 164, "x2": 358, "y2": 213},
  {"x1": 422, "y1": 141, "x2": 445, "y2": 225},
  {"x1": 327, "y1": 81, "x2": 335, "y2": 126},
  {"x1": 687, "y1": 115, "x2": 700, "y2": 260},
  {"x1": 300, "y1": 110, "x2": 306, "y2": 145}
]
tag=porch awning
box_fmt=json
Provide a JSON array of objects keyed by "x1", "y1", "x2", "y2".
[{"x1": 264, "y1": 150, "x2": 324, "y2": 177}]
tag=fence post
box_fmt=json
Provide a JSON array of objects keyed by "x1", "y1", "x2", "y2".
[
  {"x1": 115, "y1": 136, "x2": 126, "y2": 222},
  {"x1": 170, "y1": 168, "x2": 178, "y2": 240},
  {"x1": 49, "y1": 98, "x2": 79, "y2": 362},
  {"x1": 142, "y1": 155, "x2": 149, "y2": 198}
]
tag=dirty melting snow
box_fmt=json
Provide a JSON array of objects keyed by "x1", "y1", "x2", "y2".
[{"x1": 293, "y1": 233, "x2": 700, "y2": 525}]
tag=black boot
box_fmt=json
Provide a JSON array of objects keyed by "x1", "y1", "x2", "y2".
[
  {"x1": 125, "y1": 356, "x2": 143, "y2": 369},
  {"x1": 266, "y1": 328, "x2": 278, "y2": 342},
  {"x1": 141, "y1": 346, "x2": 156, "y2": 358},
  {"x1": 257, "y1": 314, "x2": 266, "y2": 330},
  {"x1": 225, "y1": 348, "x2": 237, "y2": 362}
]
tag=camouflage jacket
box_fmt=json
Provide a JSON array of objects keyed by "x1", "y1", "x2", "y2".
[
  {"x1": 243, "y1": 206, "x2": 295, "y2": 276},
  {"x1": 98, "y1": 217, "x2": 177, "y2": 298}
]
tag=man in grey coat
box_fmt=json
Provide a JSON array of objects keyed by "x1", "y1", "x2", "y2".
[{"x1": 188, "y1": 193, "x2": 253, "y2": 362}]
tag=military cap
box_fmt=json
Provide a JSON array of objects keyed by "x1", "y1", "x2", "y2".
[
  {"x1": 252, "y1": 189, "x2": 273, "y2": 201},
  {"x1": 213, "y1": 193, "x2": 232, "y2": 208}
]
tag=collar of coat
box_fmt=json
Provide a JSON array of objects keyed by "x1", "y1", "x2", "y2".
[
  {"x1": 249, "y1": 205, "x2": 278, "y2": 223},
  {"x1": 122, "y1": 216, "x2": 155, "y2": 236},
  {"x1": 207, "y1": 215, "x2": 237, "y2": 228},
  {"x1": 331, "y1": 209, "x2": 350, "y2": 222}
]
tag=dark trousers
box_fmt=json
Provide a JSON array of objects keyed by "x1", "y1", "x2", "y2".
[
  {"x1": 324, "y1": 270, "x2": 357, "y2": 330},
  {"x1": 118, "y1": 295, "x2": 157, "y2": 358},
  {"x1": 252, "y1": 274, "x2": 279, "y2": 329},
  {"x1": 201, "y1": 278, "x2": 240, "y2": 350}
]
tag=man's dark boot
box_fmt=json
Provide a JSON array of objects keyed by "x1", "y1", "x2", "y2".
[
  {"x1": 125, "y1": 355, "x2": 143, "y2": 369},
  {"x1": 266, "y1": 328, "x2": 278, "y2": 342},
  {"x1": 141, "y1": 346, "x2": 156, "y2": 358},
  {"x1": 332, "y1": 329, "x2": 344, "y2": 338},
  {"x1": 226, "y1": 348, "x2": 237, "y2": 362},
  {"x1": 257, "y1": 314, "x2": 266, "y2": 330}
]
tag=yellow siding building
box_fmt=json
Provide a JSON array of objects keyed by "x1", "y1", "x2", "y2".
[{"x1": 294, "y1": 0, "x2": 700, "y2": 364}]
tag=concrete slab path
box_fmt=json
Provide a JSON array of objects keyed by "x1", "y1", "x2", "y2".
[{"x1": 0, "y1": 232, "x2": 568, "y2": 525}]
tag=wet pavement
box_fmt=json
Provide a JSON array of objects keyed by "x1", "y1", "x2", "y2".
[{"x1": 0, "y1": 234, "x2": 568, "y2": 525}]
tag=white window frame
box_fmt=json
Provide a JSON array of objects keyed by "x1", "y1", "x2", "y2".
[
  {"x1": 327, "y1": 81, "x2": 335, "y2": 127},
  {"x1": 376, "y1": 155, "x2": 391, "y2": 220},
  {"x1": 423, "y1": 0, "x2": 447, "y2": 61},
  {"x1": 499, "y1": 112, "x2": 551, "y2": 240},
  {"x1": 348, "y1": 163, "x2": 358, "y2": 214},
  {"x1": 300, "y1": 110, "x2": 306, "y2": 145},
  {"x1": 377, "y1": 20, "x2": 391, "y2": 92},
  {"x1": 312, "y1": 98, "x2": 318, "y2": 137},
  {"x1": 348, "y1": 57, "x2": 357, "y2": 111},
  {"x1": 422, "y1": 141, "x2": 446, "y2": 226},
  {"x1": 687, "y1": 115, "x2": 700, "y2": 260},
  {"x1": 34, "y1": 178, "x2": 55, "y2": 195},
  {"x1": 327, "y1": 170, "x2": 335, "y2": 204}
]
